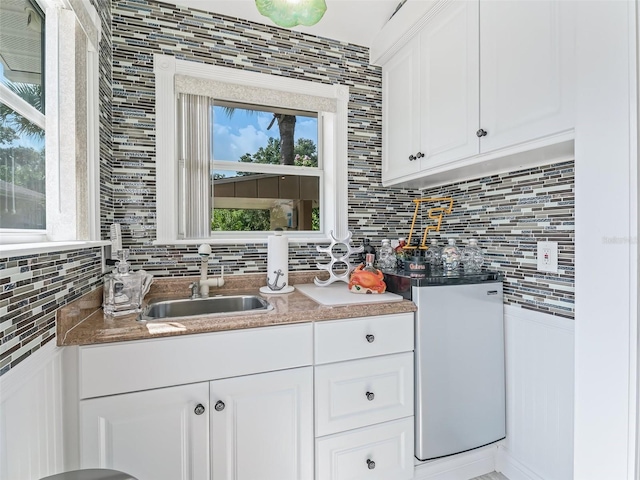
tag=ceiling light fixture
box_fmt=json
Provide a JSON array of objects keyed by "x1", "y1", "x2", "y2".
[{"x1": 255, "y1": 0, "x2": 327, "y2": 28}]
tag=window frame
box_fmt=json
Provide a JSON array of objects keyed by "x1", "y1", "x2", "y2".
[
  {"x1": 0, "y1": 0, "x2": 102, "y2": 245},
  {"x1": 154, "y1": 53, "x2": 349, "y2": 244},
  {"x1": 0, "y1": 0, "x2": 47, "y2": 241}
]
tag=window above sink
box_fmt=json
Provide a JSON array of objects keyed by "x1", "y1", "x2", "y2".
[{"x1": 153, "y1": 54, "x2": 350, "y2": 245}]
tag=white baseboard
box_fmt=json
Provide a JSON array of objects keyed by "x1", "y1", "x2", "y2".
[
  {"x1": 412, "y1": 443, "x2": 500, "y2": 480},
  {"x1": 496, "y1": 446, "x2": 546, "y2": 480}
]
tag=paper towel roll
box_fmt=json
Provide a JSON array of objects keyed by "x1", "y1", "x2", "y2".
[{"x1": 261, "y1": 230, "x2": 294, "y2": 294}]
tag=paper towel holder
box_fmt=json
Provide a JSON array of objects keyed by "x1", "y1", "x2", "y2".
[{"x1": 259, "y1": 229, "x2": 295, "y2": 295}]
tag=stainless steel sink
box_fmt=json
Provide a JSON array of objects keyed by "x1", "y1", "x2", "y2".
[{"x1": 139, "y1": 295, "x2": 273, "y2": 321}]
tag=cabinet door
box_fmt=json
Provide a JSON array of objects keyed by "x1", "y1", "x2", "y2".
[
  {"x1": 382, "y1": 37, "x2": 421, "y2": 183},
  {"x1": 210, "y1": 367, "x2": 314, "y2": 480},
  {"x1": 479, "y1": 0, "x2": 575, "y2": 152},
  {"x1": 80, "y1": 383, "x2": 210, "y2": 480},
  {"x1": 419, "y1": 0, "x2": 479, "y2": 165}
]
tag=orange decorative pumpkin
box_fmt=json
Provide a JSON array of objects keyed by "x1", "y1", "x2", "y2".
[{"x1": 348, "y1": 264, "x2": 387, "y2": 294}]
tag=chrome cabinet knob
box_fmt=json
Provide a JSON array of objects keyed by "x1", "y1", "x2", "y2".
[
  {"x1": 214, "y1": 400, "x2": 225, "y2": 411},
  {"x1": 366, "y1": 391, "x2": 375, "y2": 401},
  {"x1": 367, "y1": 459, "x2": 376, "y2": 470},
  {"x1": 476, "y1": 128, "x2": 488, "y2": 137},
  {"x1": 416, "y1": 152, "x2": 424, "y2": 158},
  {"x1": 366, "y1": 334, "x2": 375, "y2": 343},
  {"x1": 194, "y1": 403, "x2": 205, "y2": 415},
  {"x1": 408, "y1": 154, "x2": 416, "y2": 161}
]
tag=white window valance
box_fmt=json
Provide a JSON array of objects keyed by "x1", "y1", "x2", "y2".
[{"x1": 174, "y1": 74, "x2": 338, "y2": 114}]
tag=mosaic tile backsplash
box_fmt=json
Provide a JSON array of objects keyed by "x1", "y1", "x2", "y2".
[
  {"x1": 0, "y1": 248, "x2": 103, "y2": 376},
  {"x1": 418, "y1": 161, "x2": 575, "y2": 318},
  {"x1": 94, "y1": 0, "x2": 115, "y2": 239}
]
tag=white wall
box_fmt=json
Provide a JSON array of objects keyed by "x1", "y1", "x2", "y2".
[
  {"x1": 497, "y1": 307, "x2": 574, "y2": 480},
  {"x1": 574, "y1": 1, "x2": 638, "y2": 479},
  {"x1": 0, "y1": 343, "x2": 65, "y2": 480}
]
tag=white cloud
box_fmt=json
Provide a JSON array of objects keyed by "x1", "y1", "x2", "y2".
[
  {"x1": 231, "y1": 125, "x2": 269, "y2": 156},
  {"x1": 256, "y1": 113, "x2": 275, "y2": 132},
  {"x1": 213, "y1": 123, "x2": 270, "y2": 161},
  {"x1": 295, "y1": 118, "x2": 318, "y2": 143}
]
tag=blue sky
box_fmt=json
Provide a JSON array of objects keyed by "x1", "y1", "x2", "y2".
[{"x1": 212, "y1": 106, "x2": 318, "y2": 162}]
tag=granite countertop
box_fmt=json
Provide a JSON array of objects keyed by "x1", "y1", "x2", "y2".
[{"x1": 57, "y1": 271, "x2": 416, "y2": 346}]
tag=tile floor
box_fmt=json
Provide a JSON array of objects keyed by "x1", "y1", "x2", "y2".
[{"x1": 470, "y1": 473, "x2": 509, "y2": 480}]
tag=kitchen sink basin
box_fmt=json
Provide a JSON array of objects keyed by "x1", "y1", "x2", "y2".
[{"x1": 139, "y1": 295, "x2": 273, "y2": 321}]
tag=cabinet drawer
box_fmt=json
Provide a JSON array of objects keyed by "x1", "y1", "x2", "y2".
[
  {"x1": 316, "y1": 417, "x2": 414, "y2": 480},
  {"x1": 314, "y1": 313, "x2": 413, "y2": 364},
  {"x1": 315, "y1": 352, "x2": 414, "y2": 436}
]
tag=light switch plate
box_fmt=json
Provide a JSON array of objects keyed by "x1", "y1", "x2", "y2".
[{"x1": 537, "y1": 241, "x2": 558, "y2": 273}]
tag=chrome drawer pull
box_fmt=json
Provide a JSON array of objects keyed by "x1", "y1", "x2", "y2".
[
  {"x1": 367, "y1": 459, "x2": 376, "y2": 470},
  {"x1": 487, "y1": 290, "x2": 498, "y2": 295},
  {"x1": 365, "y1": 334, "x2": 375, "y2": 343},
  {"x1": 366, "y1": 391, "x2": 375, "y2": 401}
]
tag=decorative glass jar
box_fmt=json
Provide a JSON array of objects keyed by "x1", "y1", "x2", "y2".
[
  {"x1": 378, "y1": 239, "x2": 397, "y2": 270},
  {"x1": 441, "y1": 238, "x2": 461, "y2": 271},
  {"x1": 461, "y1": 238, "x2": 484, "y2": 272},
  {"x1": 423, "y1": 239, "x2": 442, "y2": 268}
]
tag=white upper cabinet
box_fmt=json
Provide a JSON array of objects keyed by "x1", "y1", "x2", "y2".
[
  {"x1": 378, "y1": 0, "x2": 575, "y2": 187},
  {"x1": 420, "y1": 0, "x2": 480, "y2": 165},
  {"x1": 479, "y1": 0, "x2": 575, "y2": 152},
  {"x1": 382, "y1": 38, "x2": 421, "y2": 181}
]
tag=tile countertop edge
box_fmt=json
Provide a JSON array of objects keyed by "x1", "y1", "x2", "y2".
[{"x1": 57, "y1": 272, "x2": 417, "y2": 347}]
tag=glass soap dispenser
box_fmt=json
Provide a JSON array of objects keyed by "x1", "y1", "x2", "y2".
[{"x1": 103, "y1": 249, "x2": 153, "y2": 316}]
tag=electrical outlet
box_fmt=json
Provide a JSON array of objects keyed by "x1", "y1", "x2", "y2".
[{"x1": 537, "y1": 241, "x2": 558, "y2": 273}]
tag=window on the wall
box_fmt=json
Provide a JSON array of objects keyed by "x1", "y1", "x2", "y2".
[
  {"x1": 177, "y1": 99, "x2": 321, "y2": 236},
  {"x1": 0, "y1": 0, "x2": 101, "y2": 246},
  {"x1": 0, "y1": 0, "x2": 46, "y2": 231},
  {"x1": 155, "y1": 54, "x2": 349, "y2": 244}
]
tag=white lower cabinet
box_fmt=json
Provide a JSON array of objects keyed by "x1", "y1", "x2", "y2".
[
  {"x1": 314, "y1": 314, "x2": 415, "y2": 480},
  {"x1": 80, "y1": 382, "x2": 210, "y2": 480},
  {"x1": 81, "y1": 368, "x2": 313, "y2": 480},
  {"x1": 210, "y1": 367, "x2": 314, "y2": 480},
  {"x1": 316, "y1": 417, "x2": 415, "y2": 480},
  {"x1": 77, "y1": 315, "x2": 415, "y2": 480}
]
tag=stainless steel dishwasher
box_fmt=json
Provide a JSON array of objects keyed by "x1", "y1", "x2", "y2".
[{"x1": 385, "y1": 270, "x2": 506, "y2": 461}]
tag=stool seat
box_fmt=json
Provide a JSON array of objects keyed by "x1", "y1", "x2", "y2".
[{"x1": 40, "y1": 469, "x2": 137, "y2": 480}]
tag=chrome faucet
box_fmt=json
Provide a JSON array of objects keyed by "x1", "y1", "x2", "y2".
[{"x1": 197, "y1": 244, "x2": 225, "y2": 298}]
